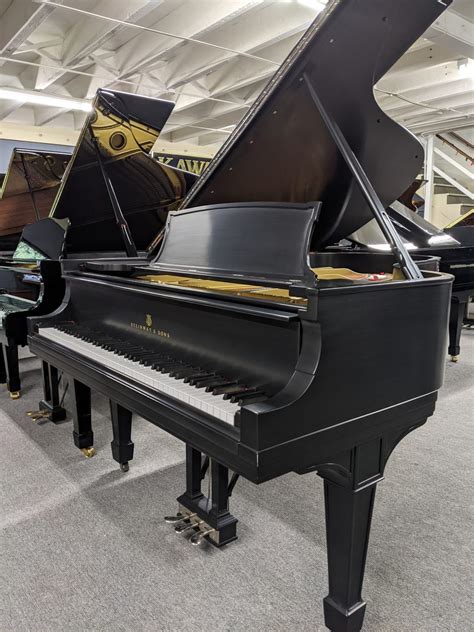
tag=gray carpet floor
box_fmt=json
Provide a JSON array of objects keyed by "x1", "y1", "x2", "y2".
[{"x1": 1, "y1": 332, "x2": 473, "y2": 632}]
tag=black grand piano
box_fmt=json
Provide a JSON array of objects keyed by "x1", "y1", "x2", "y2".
[
  {"x1": 1, "y1": 88, "x2": 195, "y2": 403},
  {"x1": 29, "y1": 1, "x2": 453, "y2": 630},
  {"x1": 347, "y1": 197, "x2": 474, "y2": 361}
]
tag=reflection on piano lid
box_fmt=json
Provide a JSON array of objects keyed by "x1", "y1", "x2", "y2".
[
  {"x1": 50, "y1": 89, "x2": 197, "y2": 255},
  {"x1": 0, "y1": 149, "x2": 71, "y2": 240},
  {"x1": 348, "y1": 201, "x2": 461, "y2": 251},
  {"x1": 178, "y1": 0, "x2": 437, "y2": 251}
]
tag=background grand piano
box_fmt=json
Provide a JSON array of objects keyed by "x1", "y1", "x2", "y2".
[
  {"x1": 1, "y1": 88, "x2": 196, "y2": 404},
  {"x1": 346, "y1": 194, "x2": 473, "y2": 361}
]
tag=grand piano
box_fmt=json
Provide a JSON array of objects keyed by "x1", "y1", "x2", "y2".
[
  {"x1": 1, "y1": 88, "x2": 195, "y2": 403},
  {"x1": 347, "y1": 198, "x2": 474, "y2": 361},
  {"x1": 0, "y1": 148, "x2": 71, "y2": 255},
  {"x1": 29, "y1": 1, "x2": 453, "y2": 630}
]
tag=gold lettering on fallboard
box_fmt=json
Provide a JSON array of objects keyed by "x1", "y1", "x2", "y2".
[{"x1": 129, "y1": 321, "x2": 171, "y2": 338}]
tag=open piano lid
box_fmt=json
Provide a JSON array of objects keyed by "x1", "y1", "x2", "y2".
[
  {"x1": 50, "y1": 89, "x2": 197, "y2": 254},
  {"x1": 178, "y1": 0, "x2": 452, "y2": 251},
  {"x1": 348, "y1": 200, "x2": 461, "y2": 251},
  {"x1": 0, "y1": 149, "x2": 71, "y2": 238},
  {"x1": 0, "y1": 149, "x2": 71, "y2": 199}
]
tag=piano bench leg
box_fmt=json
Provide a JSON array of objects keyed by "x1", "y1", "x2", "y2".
[
  {"x1": 71, "y1": 379, "x2": 94, "y2": 458},
  {"x1": 0, "y1": 344, "x2": 6, "y2": 384},
  {"x1": 109, "y1": 401, "x2": 134, "y2": 472},
  {"x1": 38, "y1": 363, "x2": 67, "y2": 423},
  {"x1": 175, "y1": 447, "x2": 238, "y2": 547},
  {"x1": 4, "y1": 342, "x2": 21, "y2": 397}
]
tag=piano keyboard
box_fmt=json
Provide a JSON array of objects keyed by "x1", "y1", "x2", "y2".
[{"x1": 38, "y1": 324, "x2": 268, "y2": 426}]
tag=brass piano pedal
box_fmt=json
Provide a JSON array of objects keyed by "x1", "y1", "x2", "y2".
[
  {"x1": 26, "y1": 409, "x2": 50, "y2": 422},
  {"x1": 9, "y1": 391, "x2": 20, "y2": 400},
  {"x1": 190, "y1": 528, "x2": 216, "y2": 546},
  {"x1": 175, "y1": 519, "x2": 203, "y2": 535},
  {"x1": 450, "y1": 355, "x2": 459, "y2": 363},
  {"x1": 164, "y1": 511, "x2": 196, "y2": 524},
  {"x1": 80, "y1": 447, "x2": 96, "y2": 458}
]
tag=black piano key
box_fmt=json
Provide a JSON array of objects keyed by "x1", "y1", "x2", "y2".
[
  {"x1": 156, "y1": 362, "x2": 186, "y2": 373},
  {"x1": 188, "y1": 375, "x2": 220, "y2": 387},
  {"x1": 223, "y1": 386, "x2": 257, "y2": 400},
  {"x1": 231, "y1": 391, "x2": 266, "y2": 405},
  {"x1": 184, "y1": 372, "x2": 216, "y2": 384},
  {"x1": 206, "y1": 381, "x2": 239, "y2": 394},
  {"x1": 140, "y1": 355, "x2": 171, "y2": 366},
  {"x1": 124, "y1": 350, "x2": 151, "y2": 360},
  {"x1": 169, "y1": 366, "x2": 201, "y2": 379}
]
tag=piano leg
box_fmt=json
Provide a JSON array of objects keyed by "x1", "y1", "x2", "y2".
[
  {"x1": 71, "y1": 379, "x2": 95, "y2": 458},
  {"x1": 448, "y1": 293, "x2": 468, "y2": 362},
  {"x1": 319, "y1": 438, "x2": 385, "y2": 632},
  {"x1": 38, "y1": 362, "x2": 67, "y2": 423},
  {"x1": 4, "y1": 340, "x2": 20, "y2": 398},
  {"x1": 0, "y1": 344, "x2": 6, "y2": 384},
  {"x1": 109, "y1": 401, "x2": 134, "y2": 473},
  {"x1": 176, "y1": 446, "x2": 238, "y2": 547}
]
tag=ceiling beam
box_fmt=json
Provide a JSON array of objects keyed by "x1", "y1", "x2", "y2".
[
  {"x1": 114, "y1": 0, "x2": 269, "y2": 81},
  {"x1": 0, "y1": 0, "x2": 59, "y2": 56},
  {"x1": 425, "y1": 9, "x2": 474, "y2": 58}
]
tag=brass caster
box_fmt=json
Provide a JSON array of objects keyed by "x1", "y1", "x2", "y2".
[
  {"x1": 120, "y1": 462, "x2": 129, "y2": 473},
  {"x1": 450, "y1": 355, "x2": 459, "y2": 363},
  {"x1": 81, "y1": 447, "x2": 96, "y2": 459},
  {"x1": 10, "y1": 391, "x2": 20, "y2": 400}
]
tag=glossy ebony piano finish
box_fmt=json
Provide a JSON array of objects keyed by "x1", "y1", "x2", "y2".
[
  {"x1": 1, "y1": 89, "x2": 196, "y2": 404},
  {"x1": 29, "y1": 1, "x2": 454, "y2": 630},
  {"x1": 0, "y1": 149, "x2": 71, "y2": 254}
]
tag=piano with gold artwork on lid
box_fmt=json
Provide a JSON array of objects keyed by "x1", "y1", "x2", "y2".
[{"x1": 0, "y1": 88, "x2": 195, "y2": 404}]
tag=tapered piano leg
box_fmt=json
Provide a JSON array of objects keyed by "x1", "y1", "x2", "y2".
[
  {"x1": 38, "y1": 363, "x2": 67, "y2": 423},
  {"x1": 109, "y1": 401, "x2": 134, "y2": 472},
  {"x1": 175, "y1": 447, "x2": 238, "y2": 547},
  {"x1": 322, "y1": 479, "x2": 376, "y2": 632},
  {"x1": 5, "y1": 341, "x2": 20, "y2": 398},
  {"x1": 318, "y1": 438, "x2": 386, "y2": 632},
  {"x1": 0, "y1": 343, "x2": 6, "y2": 384},
  {"x1": 448, "y1": 295, "x2": 467, "y2": 361},
  {"x1": 71, "y1": 379, "x2": 95, "y2": 458}
]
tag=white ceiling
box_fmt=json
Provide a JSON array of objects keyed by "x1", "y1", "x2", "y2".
[{"x1": 0, "y1": 0, "x2": 472, "y2": 150}]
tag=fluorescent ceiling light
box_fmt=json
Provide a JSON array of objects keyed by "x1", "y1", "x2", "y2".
[
  {"x1": 0, "y1": 87, "x2": 92, "y2": 112},
  {"x1": 458, "y1": 58, "x2": 473, "y2": 79}
]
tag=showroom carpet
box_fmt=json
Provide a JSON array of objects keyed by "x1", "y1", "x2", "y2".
[{"x1": 1, "y1": 332, "x2": 473, "y2": 632}]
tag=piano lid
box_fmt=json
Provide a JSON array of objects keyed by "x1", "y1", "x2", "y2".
[
  {"x1": 348, "y1": 201, "x2": 461, "y2": 251},
  {"x1": 178, "y1": 0, "x2": 452, "y2": 250},
  {"x1": 50, "y1": 89, "x2": 197, "y2": 254},
  {"x1": 0, "y1": 149, "x2": 71, "y2": 237}
]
